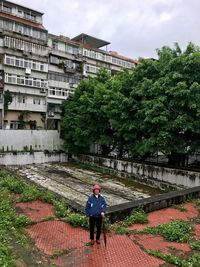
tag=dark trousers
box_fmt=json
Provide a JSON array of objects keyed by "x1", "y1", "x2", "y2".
[{"x1": 89, "y1": 216, "x2": 102, "y2": 240}]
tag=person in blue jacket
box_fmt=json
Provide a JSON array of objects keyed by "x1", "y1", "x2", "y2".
[{"x1": 85, "y1": 184, "x2": 107, "y2": 245}]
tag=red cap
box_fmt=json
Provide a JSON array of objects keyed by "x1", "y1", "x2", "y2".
[{"x1": 92, "y1": 184, "x2": 101, "y2": 192}]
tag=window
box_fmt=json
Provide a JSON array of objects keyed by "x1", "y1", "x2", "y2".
[
  {"x1": 5, "y1": 73, "x2": 48, "y2": 88},
  {"x1": 18, "y1": 95, "x2": 26, "y2": 103},
  {"x1": 52, "y1": 41, "x2": 58, "y2": 49},
  {"x1": 33, "y1": 98, "x2": 41, "y2": 105},
  {"x1": 10, "y1": 121, "x2": 20, "y2": 130},
  {"x1": 4, "y1": 54, "x2": 48, "y2": 72},
  {"x1": 2, "y1": 5, "x2": 12, "y2": 13}
]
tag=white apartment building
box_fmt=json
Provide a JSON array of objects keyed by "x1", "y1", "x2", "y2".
[
  {"x1": 0, "y1": 0, "x2": 48, "y2": 129},
  {"x1": 47, "y1": 34, "x2": 83, "y2": 130},
  {"x1": 0, "y1": 1, "x2": 138, "y2": 130}
]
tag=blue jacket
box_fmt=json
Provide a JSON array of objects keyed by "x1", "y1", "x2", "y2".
[{"x1": 85, "y1": 194, "x2": 107, "y2": 217}]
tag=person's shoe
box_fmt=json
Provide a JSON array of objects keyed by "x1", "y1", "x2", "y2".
[{"x1": 96, "y1": 240, "x2": 100, "y2": 244}]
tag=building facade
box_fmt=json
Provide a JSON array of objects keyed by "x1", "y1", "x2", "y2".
[{"x1": 0, "y1": 0, "x2": 138, "y2": 130}]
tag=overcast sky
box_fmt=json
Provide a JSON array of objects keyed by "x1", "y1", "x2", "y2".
[{"x1": 11, "y1": 0, "x2": 200, "y2": 60}]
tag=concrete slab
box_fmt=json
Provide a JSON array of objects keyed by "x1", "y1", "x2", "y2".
[{"x1": 8, "y1": 163, "x2": 162, "y2": 209}]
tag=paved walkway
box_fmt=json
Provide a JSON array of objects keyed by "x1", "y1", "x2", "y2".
[{"x1": 15, "y1": 201, "x2": 199, "y2": 267}]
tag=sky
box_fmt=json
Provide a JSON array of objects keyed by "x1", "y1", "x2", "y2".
[{"x1": 11, "y1": 0, "x2": 200, "y2": 60}]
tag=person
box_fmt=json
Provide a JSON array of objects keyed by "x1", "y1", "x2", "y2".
[{"x1": 85, "y1": 184, "x2": 107, "y2": 245}]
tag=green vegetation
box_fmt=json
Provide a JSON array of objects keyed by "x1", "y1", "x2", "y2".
[
  {"x1": 0, "y1": 170, "x2": 90, "y2": 265},
  {"x1": 66, "y1": 213, "x2": 89, "y2": 228},
  {"x1": 190, "y1": 240, "x2": 200, "y2": 251},
  {"x1": 0, "y1": 170, "x2": 89, "y2": 229},
  {"x1": 0, "y1": 187, "x2": 33, "y2": 266},
  {"x1": 0, "y1": 169, "x2": 199, "y2": 265},
  {"x1": 147, "y1": 250, "x2": 187, "y2": 266},
  {"x1": 172, "y1": 204, "x2": 188, "y2": 212},
  {"x1": 61, "y1": 43, "x2": 200, "y2": 166},
  {"x1": 114, "y1": 226, "x2": 130, "y2": 235},
  {"x1": 4, "y1": 90, "x2": 13, "y2": 115},
  {"x1": 140, "y1": 220, "x2": 193, "y2": 243},
  {"x1": 121, "y1": 210, "x2": 148, "y2": 227},
  {"x1": 148, "y1": 250, "x2": 200, "y2": 267}
]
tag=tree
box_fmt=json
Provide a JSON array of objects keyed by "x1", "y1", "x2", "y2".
[
  {"x1": 61, "y1": 69, "x2": 114, "y2": 154},
  {"x1": 133, "y1": 43, "x2": 200, "y2": 165},
  {"x1": 61, "y1": 43, "x2": 200, "y2": 166},
  {"x1": 4, "y1": 90, "x2": 13, "y2": 115}
]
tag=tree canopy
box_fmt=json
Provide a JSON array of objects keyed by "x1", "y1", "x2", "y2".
[{"x1": 61, "y1": 43, "x2": 200, "y2": 166}]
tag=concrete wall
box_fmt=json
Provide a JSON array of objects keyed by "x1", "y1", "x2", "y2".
[
  {"x1": 72, "y1": 154, "x2": 200, "y2": 189},
  {"x1": 0, "y1": 151, "x2": 68, "y2": 165},
  {"x1": 0, "y1": 130, "x2": 63, "y2": 151},
  {"x1": 107, "y1": 186, "x2": 200, "y2": 222}
]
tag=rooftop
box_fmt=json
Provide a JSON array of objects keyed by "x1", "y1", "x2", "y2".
[{"x1": 72, "y1": 33, "x2": 110, "y2": 49}]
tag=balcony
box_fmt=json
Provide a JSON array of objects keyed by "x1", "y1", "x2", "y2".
[
  {"x1": 0, "y1": 6, "x2": 38, "y2": 23},
  {"x1": 9, "y1": 102, "x2": 47, "y2": 113}
]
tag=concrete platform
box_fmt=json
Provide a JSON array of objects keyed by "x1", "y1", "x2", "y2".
[{"x1": 9, "y1": 162, "x2": 162, "y2": 209}]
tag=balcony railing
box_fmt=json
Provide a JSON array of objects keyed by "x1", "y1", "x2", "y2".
[{"x1": 0, "y1": 6, "x2": 37, "y2": 23}]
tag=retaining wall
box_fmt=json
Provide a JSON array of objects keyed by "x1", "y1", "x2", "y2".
[
  {"x1": 0, "y1": 151, "x2": 68, "y2": 165},
  {"x1": 72, "y1": 154, "x2": 200, "y2": 189}
]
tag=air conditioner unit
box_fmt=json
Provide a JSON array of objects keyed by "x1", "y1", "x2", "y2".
[{"x1": 25, "y1": 68, "x2": 31, "y2": 75}]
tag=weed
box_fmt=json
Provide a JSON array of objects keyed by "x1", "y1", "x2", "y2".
[
  {"x1": 140, "y1": 220, "x2": 193, "y2": 243},
  {"x1": 115, "y1": 226, "x2": 130, "y2": 235},
  {"x1": 190, "y1": 240, "x2": 200, "y2": 251},
  {"x1": 121, "y1": 210, "x2": 148, "y2": 227},
  {"x1": 147, "y1": 250, "x2": 188, "y2": 266}
]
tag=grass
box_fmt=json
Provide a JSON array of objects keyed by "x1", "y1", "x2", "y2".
[
  {"x1": 0, "y1": 170, "x2": 90, "y2": 229},
  {"x1": 148, "y1": 250, "x2": 200, "y2": 267},
  {"x1": 190, "y1": 240, "x2": 200, "y2": 251},
  {"x1": 140, "y1": 220, "x2": 193, "y2": 243},
  {"x1": 0, "y1": 187, "x2": 33, "y2": 266},
  {"x1": 121, "y1": 209, "x2": 148, "y2": 227}
]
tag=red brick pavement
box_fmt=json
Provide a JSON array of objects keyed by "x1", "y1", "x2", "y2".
[
  {"x1": 16, "y1": 200, "x2": 55, "y2": 222},
  {"x1": 129, "y1": 203, "x2": 198, "y2": 231},
  {"x1": 130, "y1": 233, "x2": 191, "y2": 255},
  {"x1": 52, "y1": 234, "x2": 164, "y2": 267},
  {"x1": 16, "y1": 201, "x2": 199, "y2": 267},
  {"x1": 26, "y1": 221, "x2": 88, "y2": 255}
]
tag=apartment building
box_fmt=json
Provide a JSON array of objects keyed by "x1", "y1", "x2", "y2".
[
  {"x1": 47, "y1": 34, "x2": 83, "y2": 130},
  {"x1": 0, "y1": 1, "x2": 138, "y2": 130},
  {"x1": 0, "y1": 0, "x2": 48, "y2": 129},
  {"x1": 72, "y1": 33, "x2": 137, "y2": 77}
]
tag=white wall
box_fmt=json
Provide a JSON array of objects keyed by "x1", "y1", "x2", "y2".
[
  {"x1": 73, "y1": 154, "x2": 200, "y2": 188},
  {"x1": 0, "y1": 130, "x2": 63, "y2": 151},
  {"x1": 0, "y1": 152, "x2": 67, "y2": 165}
]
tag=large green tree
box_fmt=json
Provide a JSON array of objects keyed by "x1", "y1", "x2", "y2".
[
  {"x1": 61, "y1": 43, "x2": 200, "y2": 166},
  {"x1": 61, "y1": 69, "x2": 114, "y2": 154},
  {"x1": 132, "y1": 43, "x2": 200, "y2": 165}
]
